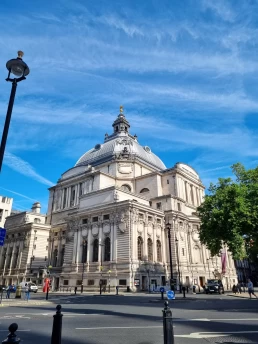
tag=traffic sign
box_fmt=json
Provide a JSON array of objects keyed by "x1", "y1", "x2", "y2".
[
  {"x1": 166, "y1": 290, "x2": 175, "y2": 300},
  {"x1": 160, "y1": 287, "x2": 165, "y2": 293},
  {"x1": 0, "y1": 228, "x2": 6, "y2": 247}
]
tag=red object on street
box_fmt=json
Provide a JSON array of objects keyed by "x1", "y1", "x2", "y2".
[{"x1": 43, "y1": 278, "x2": 50, "y2": 293}]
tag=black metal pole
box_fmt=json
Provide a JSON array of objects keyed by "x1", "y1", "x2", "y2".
[
  {"x1": 162, "y1": 301, "x2": 175, "y2": 344},
  {"x1": 51, "y1": 305, "x2": 63, "y2": 344},
  {"x1": 167, "y1": 227, "x2": 174, "y2": 291},
  {"x1": 2, "y1": 323, "x2": 20, "y2": 344},
  {"x1": 46, "y1": 287, "x2": 49, "y2": 300},
  {"x1": 0, "y1": 80, "x2": 17, "y2": 172}
]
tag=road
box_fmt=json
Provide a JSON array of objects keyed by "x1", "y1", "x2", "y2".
[{"x1": 0, "y1": 293, "x2": 257, "y2": 343}]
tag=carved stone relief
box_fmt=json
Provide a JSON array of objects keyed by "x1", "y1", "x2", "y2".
[
  {"x1": 103, "y1": 223, "x2": 111, "y2": 234},
  {"x1": 92, "y1": 225, "x2": 99, "y2": 236}
]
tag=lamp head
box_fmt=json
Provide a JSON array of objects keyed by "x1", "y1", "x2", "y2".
[{"x1": 6, "y1": 51, "x2": 30, "y2": 80}]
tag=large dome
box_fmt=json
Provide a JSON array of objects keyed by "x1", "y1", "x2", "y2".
[{"x1": 75, "y1": 109, "x2": 166, "y2": 171}]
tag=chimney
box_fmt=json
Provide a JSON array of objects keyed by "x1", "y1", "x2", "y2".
[{"x1": 31, "y1": 202, "x2": 41, "y2": 214}]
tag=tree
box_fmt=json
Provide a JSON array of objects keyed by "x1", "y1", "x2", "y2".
[{"x1": 197, "y1": 163, "x2": 258, "y2": 260}]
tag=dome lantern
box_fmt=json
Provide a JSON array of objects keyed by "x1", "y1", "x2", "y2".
[{"x1": 112, "y1": 106, "x2": 130, "y2": 134}]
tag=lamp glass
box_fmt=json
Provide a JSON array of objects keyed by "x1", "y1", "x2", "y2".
[{"x1": 6, "y1": 58, "x2": 30, "y2": 77}]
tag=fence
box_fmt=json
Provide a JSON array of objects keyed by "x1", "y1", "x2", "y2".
[{"x1": 1, "y1": 302, "x2": 175, "y2": 344}]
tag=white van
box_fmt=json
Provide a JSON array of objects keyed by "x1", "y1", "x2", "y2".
[{"x1": 19, "y1": 282, "x2": 38, "y2": 293}]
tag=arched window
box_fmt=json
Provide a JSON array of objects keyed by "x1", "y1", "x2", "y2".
[
  {"x1": 137, "y1": 236, "x2": 143, "y2": 260},
  {"x1": 34, "y1": 218, "x2": 41, "y2": 223},
  {"x1": 81, "y1": 241, "x2": 87, "y2": 263},
  {"x1": 121, "y1": 184, "x2": 131, "y2": 192},
  {"x1": 140, "y1": 188, "x2": 150, "y2": 193},
  {"x1": 92, "y1": 239, "x2": 99, "y2": 262},
  {"x1": 157, "y1": 240, "x2": 162, "y2": 262},
  {"x1": 53, "y1": 248, "x2": 58, "y2": 267},
  {"x1": 147, "y1": 238, "x2": 153, "y2": 261},
  {"x1": 104, "y1": 237, "x2": 111, "y2": 261}
]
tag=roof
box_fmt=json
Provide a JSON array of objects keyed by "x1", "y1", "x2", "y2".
[{"x1": 75, "y1": 110, "x2": 166, "y2": 171}]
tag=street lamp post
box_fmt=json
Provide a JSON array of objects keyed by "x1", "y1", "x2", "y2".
[
  {"x1": 0, "y1": 51, "x2": 30, "y2": 172},
  {"x1": 166, "y1": 222, "x2": 174, "y2": 291},
  {"x1": 175, "y1": 237, "x2": 182, "y2": 293},
  {"x1": 81, "y1": 240, "x2": 87, "y2": 293}
]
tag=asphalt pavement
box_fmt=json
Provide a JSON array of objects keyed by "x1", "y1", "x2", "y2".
[{"x1": 0, "y1": 292, "x2": 257, "y2": 343}]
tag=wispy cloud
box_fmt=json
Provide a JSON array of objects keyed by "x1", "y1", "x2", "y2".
[
  {"x1": 0, "y1": 186, "x2": 38, "y2": 202},
  {"x1": 4, "y1": 153, "x2": 54, "y2": 187}
]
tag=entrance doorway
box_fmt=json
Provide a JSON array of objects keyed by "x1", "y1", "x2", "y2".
[
  {"x1": 142, "y1": 276, "x2": 147, "y2": 290},
  {"x1": 199, "y1": 276, "x2": 205, "y2": 287}
]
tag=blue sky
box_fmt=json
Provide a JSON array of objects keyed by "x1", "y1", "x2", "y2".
[{"x1": 0, "y1": 0, "x2": 258, "y2": 213}]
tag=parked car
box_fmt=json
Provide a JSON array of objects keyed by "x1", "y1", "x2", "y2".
[
  {"x1": 204, "y1": 279, "x2": 224, "y2": 294},
  {"x1": 19, "y1": 282, "x2": 38, "y2": 293},
  {"x1": 29, "y1": 283, "x2": 38, "y2": 293}
]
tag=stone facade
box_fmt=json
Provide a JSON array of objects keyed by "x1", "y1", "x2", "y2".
[
  {"x1": 0, "y1": 195, "x2": 13, "y2": 228},
  {"x1": 0, "y1": 202, "x2": 50, "y2": 285},
  {"x1": 46, "y1": 109, "x2": 237, "y2": 291}
]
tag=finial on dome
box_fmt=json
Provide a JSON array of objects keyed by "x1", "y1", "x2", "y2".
[
  {"x1": 17, "y1": 51, "x2": 24, "y2": 59},
  {"x1": 120, "y1": 105, "x2": 124, "y2": 114}
]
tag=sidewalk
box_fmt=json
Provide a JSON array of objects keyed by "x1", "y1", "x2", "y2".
[{"x1": 228, "y1": 292, "x2": 258, "y2": 299}]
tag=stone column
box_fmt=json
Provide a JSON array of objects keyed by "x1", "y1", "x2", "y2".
[
  {"x1": 144, "y1": 222, "x2": 148, "y2": 258},
  {"x1": 153, "y1": 225, "x2": 157, "y2": 262},
  {"x1": 98, "y1": 223, "x2": 103, "y2": 264},
  {"x1": 72, "y1": 230, "x2": 78, "y2": 264},
  {"x1": 87, "y1": 228, "x2": 92, "y2": 270},
  {"x1": 113, "y1": 221, "x2": 117, "y2": 263},
  {"x1": 161, "y1": 227, "x2": 167, "y2": 263}
]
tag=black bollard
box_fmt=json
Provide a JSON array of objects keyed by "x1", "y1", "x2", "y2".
[
  {"x1": 51, "y1": 305, "x2": 63, "y2": 344},
  {"x1": 162, "y1": 301, "x2": 175, "y2": 344},
  {"x1": 74, "y1": 286, "x2": 77, "y2": 295},
  {"x1": 2, "y1": 323, "x2": 20, "y2": 344},
  {"x1": 182, "y1": 286, "x2": 186, "y2": 298},
  {"x1": 161, "y1": 291, "x2": 164, "y2": 300},
  {"x1": 116, "y1": 286, "x2": 119, "y2": 295},
  {"x1": 186, "y1": 286, "x2": 189, "y2": 293},
  {"x1": 46, "y1": 287, "x2": 49, "y2": 300}
]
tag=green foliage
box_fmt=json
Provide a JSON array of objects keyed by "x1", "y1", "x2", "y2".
[{"x1": 197, "y1": 163, "x2": 258, "y2": 260}]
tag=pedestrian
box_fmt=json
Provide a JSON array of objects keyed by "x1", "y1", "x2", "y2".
[
  {"x1": 232, "y1": 284, "x2": 237, "y2": 294},
  {"x1": 247, "y1": 279, "x2": 257, "y2": 299},
  {"x1": 241, "y1": 282, "x2": 246, "y2": 293},
  {"x1": 24, "y1": 283, "x2": 30, "y2": 302},
  {"x1": 5, "y1": 285, "x2": 11, "y2": 299}
]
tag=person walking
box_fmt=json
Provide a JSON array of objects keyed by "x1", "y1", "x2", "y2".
[
  {"x1": 24, "y1": 283, "x2": 30, "y2": 302},
  {"x1": 247, "y1": 279, "x2": 257, "y2": 299},
  {"x1": 5, "y1": 285, "x2": 11, "y2": 299}
]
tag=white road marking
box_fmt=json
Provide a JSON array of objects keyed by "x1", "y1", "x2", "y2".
[
  {"x1": 76, "y1": 326, "x2": 163, "y2": 330},
  {"x1": 175, "y1": 331, "x2": 258, "y2": 339}
]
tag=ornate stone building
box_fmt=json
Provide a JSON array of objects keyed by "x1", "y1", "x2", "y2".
[
  {"x1": 0, "y1": 195, "x2": 13, "y2": 228},
  {"x1": 46, "y1": 108, "x2": 237, "y2": 291},
  {"x1": 0, "y1": 202, "x2": 50, "y2": 285}
]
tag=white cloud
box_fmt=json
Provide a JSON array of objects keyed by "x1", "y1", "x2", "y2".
[{"x1": 4, "y1": 153, "x2": 54, "y2": 187}]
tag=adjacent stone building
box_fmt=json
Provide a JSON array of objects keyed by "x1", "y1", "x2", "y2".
[
  {"x1": 0, "y1": 195, "x2": 13, "y2": 228},
  {"x1": 46, "y1": 108, "x2": 237, "y2": 291},
  {"x1": 0, "y1": 202, "x2": 50, "y2": 286}
]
